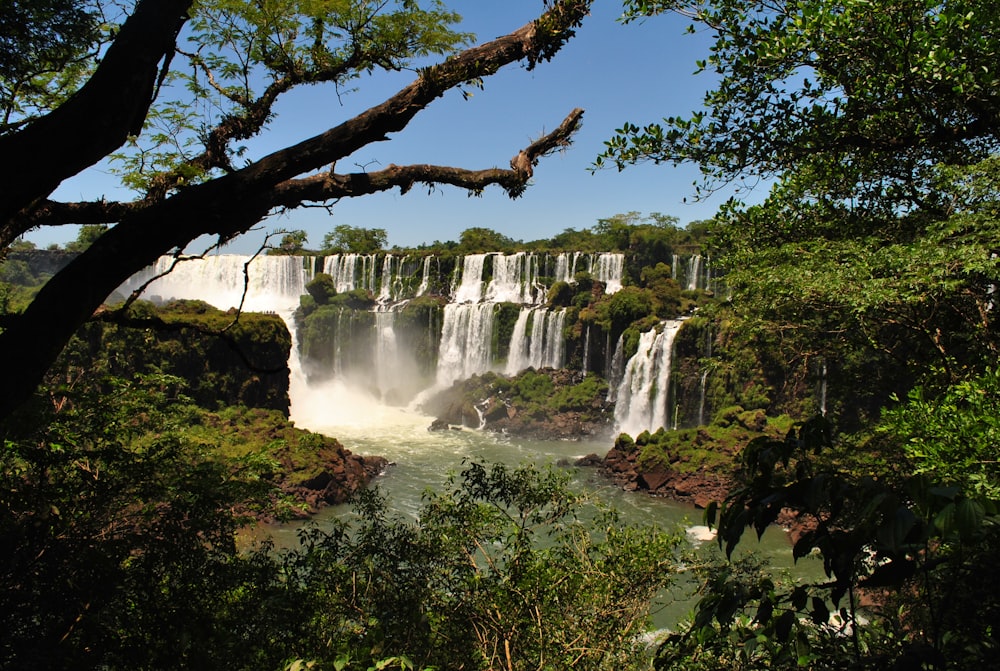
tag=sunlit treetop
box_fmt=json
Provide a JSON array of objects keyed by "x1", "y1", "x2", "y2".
[
  {"x1": 0, "y1": 0, "x2": 104, "y2": 130},
  {"x1": 600, "y1": 0, "x2": 1000, "y2": 208}
]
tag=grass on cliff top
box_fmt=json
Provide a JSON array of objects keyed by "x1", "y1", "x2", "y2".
[
  {"x1": 623, "y1": 408, "x2": 797, "y2": 475},
  {"x1": 162, "y1": 404, "x2": 349, "y2": 488}
]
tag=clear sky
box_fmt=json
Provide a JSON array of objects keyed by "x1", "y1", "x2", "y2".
[{"x1": 39, "y1": 1, "x2": 742, "y2": 253}]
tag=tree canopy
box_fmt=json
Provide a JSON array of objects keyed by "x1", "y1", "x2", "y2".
[
  {"x1": 603, "y1": 0, "x2": 1000, "y2": 379},
  {"x1": 606, "y1": 1, "x2": 1000, "y2": 668},
  {"x1": 322, "y1": 225, "x2": 389, "y2": 254},
  {"x1": 0, "y1": 0, "x2": 592, "y2": 419}
]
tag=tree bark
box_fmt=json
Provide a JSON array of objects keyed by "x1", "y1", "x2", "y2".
[
  {"x1": 0, "y1": 0, "x2": 192, "y2": 240},
  {"x1": 0, "y1": 0, "x2": 592, "y2": 419}
]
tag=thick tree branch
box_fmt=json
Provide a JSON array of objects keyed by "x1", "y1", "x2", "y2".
[
  {"x1": 9, "y1": 200, "x2": 139, "y2": 229},
  {"x1": 0, "y1": 0, "x2": 592, "y2": 419},
  {"x1": 272, "y1": 108, "x2": 584, "y2": 203},
  {"x1": 231, "y1": 1, "x2": 591, "y2": 190},
  {"x1": 0, "y1": 0, "x2": 192, "y2": 245}
]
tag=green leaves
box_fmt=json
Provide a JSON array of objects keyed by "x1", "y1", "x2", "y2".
[
  {"x1": 282, "y1": 460, "x2": 679, "y2": 671},
  {"x1": 111, "y1": 0, "x2": 471, "y2": 197}
]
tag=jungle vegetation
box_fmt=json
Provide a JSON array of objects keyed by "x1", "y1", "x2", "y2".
[{"x1": 3, "y1": 0, "x2": 1000, "y2": 669}]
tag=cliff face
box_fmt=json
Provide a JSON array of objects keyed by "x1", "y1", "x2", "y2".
[
  {"x1": 58, "y1": 300, "x2": 292, "y2": 413},
  {"x1": 50, "y1": 302, "x2": 388, "y2": 515},
  {"x1": 7, "y1": 249, "x2": 78, "y2": 277}
]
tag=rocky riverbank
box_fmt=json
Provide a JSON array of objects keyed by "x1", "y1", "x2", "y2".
[
  {"x1": 583, "y1": 446, "x2": 733, "y2": 510},
  {"x1": 422, "y1": 368, "x2": 615, "y2": 441}
]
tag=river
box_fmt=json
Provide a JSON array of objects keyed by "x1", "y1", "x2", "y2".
[{"x1": 273, "y1": 376, "x2": 823, "y2": 631}]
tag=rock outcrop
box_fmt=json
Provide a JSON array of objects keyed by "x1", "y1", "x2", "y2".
[
  {"x1": 423, "y1": 368, "x2": 614, "y2": 441},
  {"x1": 280, "y1": 446, "x2": 388, "y2": 515},
  {"x1": 593, "y1": 444, "x2": 732, "y2": 509}
]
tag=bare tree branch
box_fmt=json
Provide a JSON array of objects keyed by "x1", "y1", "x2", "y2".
[{"x1": 272, "y1": 108, "x2": 584, "y2": 204}]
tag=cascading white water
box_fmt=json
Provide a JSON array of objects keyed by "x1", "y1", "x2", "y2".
[
  {"x1": 416, "y1": 256, "x2": 433, "y2": 296},
  {"x1": 436, "y1": 302, "x2": 496, "y2": 388},
  {"x1": 606, "y1": 332, "x2": 626, "y2": 403},
  {"x1": 117, "y1": 254, "x2": 307, "y2": 312},
  {"x1": 377, "y1": 256, "x2": 396, "y2": 303},
  {"x1": 116, "y1": 252, "x2": 817, "y2": 607},
  {"x1": 592, "y1": 253, "x2": 624, "y2": 294},
  {"x1": 612, "y1": 320, "x2": 685, "y2": 438},
  {"x1": 486, "y1": 252, "x2": 541, "y2": 304},
  {"x1": 122, "y1": 250, "x2": 627, "y2": 405},
  {"x1": 374, "y1": 309, "x2": 398, "y2": 398},
  {"x1": 453, "y1": 254, "x2": 487, "y2": 304},
  {"x1": 323, "y1": 254, "x2": 359, "y2": 293},
  {"x1": 686, "y1": 255, "x2": 702, "y2": 291},
  {"x1": 505, "y1": 308, "x2": 534, "y2": 375},
  {"x1": 541, "y1": 308, "x2": 566, "y2": 369},
  {"x1": 698, "y1": 369, "x2": 709, "y2": 427},
  {"x1": 820, "y1": 360, "x2": 828, "y2": 416},
  {"x1": 503, "y1": 307, "x2": 567, "y2": 375}
]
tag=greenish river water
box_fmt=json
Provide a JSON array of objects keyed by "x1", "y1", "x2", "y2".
[{"x1": 271, "y1": 379, "x2": 824, "y2": 632}]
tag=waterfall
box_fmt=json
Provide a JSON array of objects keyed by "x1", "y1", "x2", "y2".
[
  {"x1": 525, "y1": 309, "x2": 566, "y2": 370},
  {"x1": 486, "y1": 252, "x2": 541, "y2": 304},
  {"x1": 591, "y1": 253, "x2": 624, "y2": 294},
  {"x1": 542, "y1": 309, "x2": 566, "y2": 369},
  {"x1": 416, "y1": 256, "x2": 433, "y2": 296},
  {"x1": 120, "y1": 250, "x2": 627, "y2": 409},
  {"x1": 323, "y1": 254, "x2": 361, "y2": 293},
  {"x1": 606, "y1": 332, "x2": 626, "y2": 402},
  {"x1": 581, "y1": 324, "x2": 590, "y2": 375},
  {"x1": 453, "y1": 254, "x2": 487, "y2": 304},
  {"x1": 374, "y1": 309, "x2": 397, "y2": 399},
  {"x1": 118, "y1": 254, "x2": 307, "y2": 312},
  {"x1": 377, "y1": 255, "x2": 396, "y2": 303},
  {"x1": 686, "y1": 255, "x2": 702, "y2": 291},
  {"x1": 504, "y1": 307, "x2": 566, "y2": 375},
  {"x1": 505, "y1": 308, "x2": 534, "y2": 375},
  {"x1": 612, "y1": 320, "x2": 684, "y2": 438},
  {"x1": 820, "y1": 359, "x2": 828, "y2": 416},
  {"x1": 436, "y1": 302, "x2": 496, "y2": 388},
  {"x1": 697, "y1": 370, "x2": 709, "y2": 427}
]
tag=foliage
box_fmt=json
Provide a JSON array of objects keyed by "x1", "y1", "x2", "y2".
[
  {"x1": 0, "y1": 374, "x2": 281, "y2": 669},
  {"x1": 625, "y1": 413, "x2": 795, "y2": 476},
  {"x1": 306, "y1": 272, "x2": 338, "y2": 305},
  {"x1": 603, "y1": 4, "x2": 1000, "y2": 667},
  {"x1": 514, "y1": 369, "x2": 556, "y2": 404},
  {"x1": 877, "y1": 368, "x2": 1000, "y2": 499},
  {"x1": 672, "y1": 416, "x2": 1000, "y2": 670},
  {"x1": 64, "y1": 223, "x2": 108, "y2": 253},
  {"x1": 112, "y1": 0, "x2": 471, "y2": 192},
  {"x1": 608, "y1": 0, "x2": 1000, "y2": 385},
  {"x1": 283, "y1": 461, "x2": 680, "y2": 670},
  {"x1": 273, "y1": 229, "x2": 309, "y2": 255},
  {"x1": 0, "y1": 0, "x2": 102, "y2": 126},
  {"x1": 458, "y1": 226, "x2": 518, "y2": 253},
  {"x1": 431, "y1": 370, "x2": 612, "y2": 430},
  {"x1": 59, "y1": 299, "x2": 292, "y2": 412},
  {"x1": 0, "y1": 0, "x2": 594, "y2": 417},
  {"x1": 607, "y1": 0, "x2": 1000, "y2": 199},
  {"x1": 2, "y1": 369, "x2": 678, "y2": 670},
  {"x1": 605, "y1": 286, "x2": 655, "y2": 329},
  {"x1": 323, "y1": 225, "x2": 389, "y2": 254}
]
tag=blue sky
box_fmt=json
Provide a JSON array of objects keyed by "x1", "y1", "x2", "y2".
[{"x1": 40, "y1": 1, "x2": 742, "y2": 253}]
